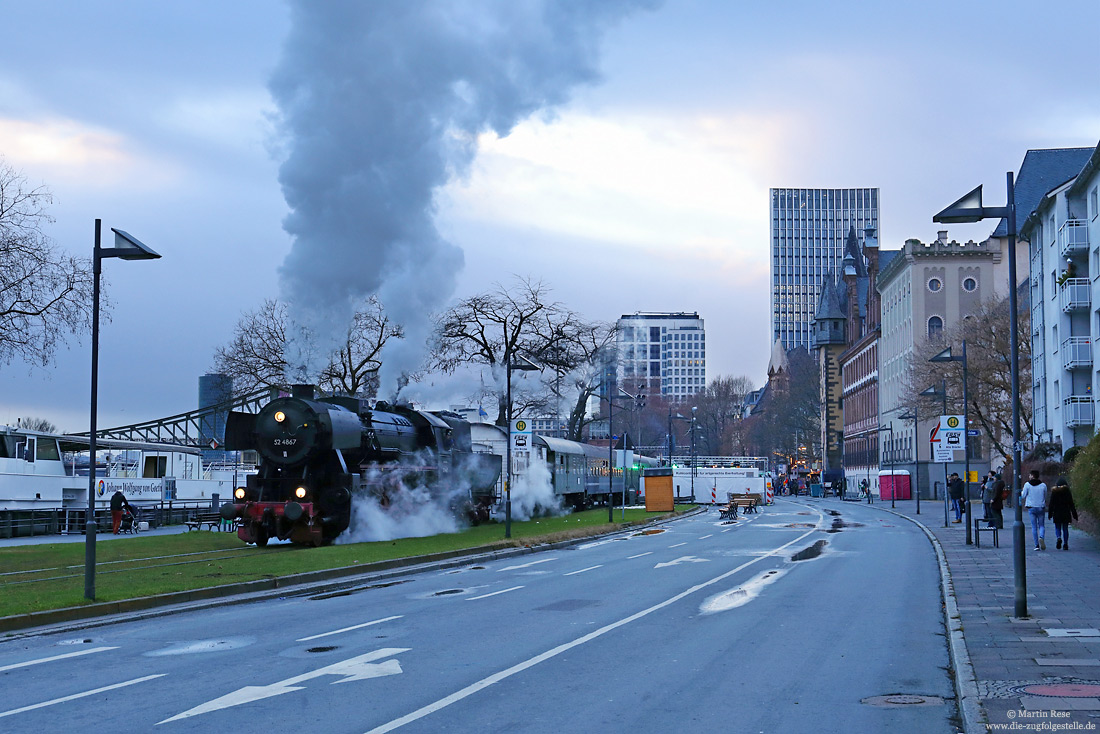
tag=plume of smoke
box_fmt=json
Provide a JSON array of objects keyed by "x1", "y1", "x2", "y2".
[
  {"x1": 336, "y1": 461, "x2": 468, "y2": 544},
  {"x1": 269, "y1": 0, "x2": 654, "y2": 394},
  {"x1": 503, "y1": 456, "x2": 564, "y2": 522}
]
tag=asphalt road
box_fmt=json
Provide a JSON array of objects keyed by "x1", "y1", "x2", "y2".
[{"x1": 0, "y1": 499, "x2": 957, "y2": 733}]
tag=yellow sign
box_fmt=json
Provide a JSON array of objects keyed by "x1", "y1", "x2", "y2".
[
  {"x1": 967, "y1": 470, "x2": 979, "y2": 483},
  {"x1": 946, "y1": 416, "x2": 960, "y2": 429},
  {"x1": 514, "y1": 420, "x2": 527, "y2": 432}
]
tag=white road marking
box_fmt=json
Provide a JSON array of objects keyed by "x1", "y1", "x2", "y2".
[
  {"x1": 627, "y1": 552, "x2": 652, "y2": 559},
  {"x1": 698, "y1": 534, "x2": 713, "y2": 540},
  {"x1": 721, "y1": 528, "x2": 733, "y2": 533},
  {"x1": 0, "y1": 674, "x2": 165, "y2": 720},
  {"x1": 654, "y1": 556, "x2": 709, "y2": 568},
  {"x1": 159, "y1": 648, "x2": 409, "y2": 724},
  {"x1": 466, "y1": 586, "x2": 523, "y2": 600},
  {"x1": 0, "y1": 646, "x2": 117, "y2": 673},
  {"x1": 365, "y1": 511, "x2": 825, "y2": 734},
  {"x1": 297, "y1": 615, "x2": 403, "y2": 642},
  {"x1": 496, "y1": 558, "x2": 556, "y2": 572},
  {"x1": 564, "y1": 566, "x2": 602, "y2": 576},
  {"x1": 700, "y1": 569, "x2": 789, "y2": 614},
  {"x1": 668, "y1": 542, "x2": 687, "y2": 548}
]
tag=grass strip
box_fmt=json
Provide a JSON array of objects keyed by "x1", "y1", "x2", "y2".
[{"x1": 0, "y1": 507, "x2": 692, "y2": 617}]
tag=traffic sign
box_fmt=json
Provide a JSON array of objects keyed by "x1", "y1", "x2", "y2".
[
  {"x1": 510, "y1": 419, "x2": 531, "y2": 456},
  {"x1": 937, "y1": 414, "x2": 966, "y2": 451},
  {"x1": 967, "y1": 429, "x2": 980, "y2": 436}
]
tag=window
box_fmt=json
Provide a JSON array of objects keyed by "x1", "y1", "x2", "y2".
[
  {"x1": 928, "y1": 278, "x2": 942, "y2": 292},
  {"x1": 928, "y1": 316, "x2": 943, "y2": 339},
  {"x1": 1092, "y1": 188, "x2": 1098, "y2": 220},
  {"x1": 963, "y1": 277, "x2": 977, "y2": 292}
]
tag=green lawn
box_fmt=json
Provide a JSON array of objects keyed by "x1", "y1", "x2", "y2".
[{"x1": 0, "y1": 507, "x2": 693, "y2": 618}]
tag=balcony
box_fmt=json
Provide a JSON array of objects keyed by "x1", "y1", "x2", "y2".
[
  {"x1": 1059, "y1": 219, "x2": 1090, "y2": 258},
  {"x1": 1063, "y1": 396, "x2": 1094, "y2": 428},
  {"x1": 1062, "y1": 337, "x2": 1092, "y2": 371},
  {"x1": 1033, "y1": 356, "x2": 1045, "y2": 385},
  {"x1": 1060, "y1": 278, "x2": 1091, "y2": 312},
  {"x1": 1032, "y1": 304, "x2": 1044, "y2": 335}
]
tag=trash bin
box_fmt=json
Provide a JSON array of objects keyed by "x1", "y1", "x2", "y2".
[{"x1": 810, "y1": 483, "x2": 823, "y2": 497}]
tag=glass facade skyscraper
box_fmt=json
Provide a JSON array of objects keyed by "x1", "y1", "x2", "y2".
[{"x1": 770, "y1": 187, "x2": 879, "y2": 350}]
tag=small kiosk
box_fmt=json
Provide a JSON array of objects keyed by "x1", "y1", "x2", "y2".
[{"x1": 878, "y1": 469, "x2": 911, "y2": 500}]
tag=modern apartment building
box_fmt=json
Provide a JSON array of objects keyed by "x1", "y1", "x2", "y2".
[
  {"x1": 771, "y1": 187, "x2": 880, "y2": 350},
  {"x1": 615, "y1": 312, "x2": 706, "y2": 401},
  {"x1": 1024, "y1": 145, "x2": 1100, "y2": 452}
]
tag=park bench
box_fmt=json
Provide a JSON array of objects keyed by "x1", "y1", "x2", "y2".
[
  {"x1": 973, "y1": 517, "x2": 1000, "y2": 548},
  {"x1": 718, "y1": 503, "x2": 738, "y2": 521},
  {"x1": 732, "y1": 497, "x2": 758, "y2": 514},
  {"x1": 184, "y1": 512, "x2": 226, "y2": 532}
]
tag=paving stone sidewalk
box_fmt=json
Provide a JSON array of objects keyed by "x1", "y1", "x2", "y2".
[{"x1": 881, "y1": 497, "x2": 1100, "y2": 732}]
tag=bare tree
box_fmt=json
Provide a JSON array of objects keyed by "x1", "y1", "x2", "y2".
[
  {"x1": 744, "y1": 347, "x2": 820, "y2": 467},
  {"x1": 0, "y1": 159, "x2": 97, "y2": 367},
  {"x1": 432, "y1": 277, "x2": 599, "y2": 426},
  {"x1": 212, "y1": 296, "x2": 402, "y2": 397},
  {"x1": 694, "y1": 375, "x2": 756, "y2": 455},
  {"x1": 18, "y1": 416, "x2": 57, "y2": 433},
  {"x1": 902, "y1": 293, "x2": 1032, "y2": 464}
]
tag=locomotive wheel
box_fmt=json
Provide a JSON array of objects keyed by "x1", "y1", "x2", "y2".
[{"x1": 254, "y1": 525, "x2": 269, "y2": 547}]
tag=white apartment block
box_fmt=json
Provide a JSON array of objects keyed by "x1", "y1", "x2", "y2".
[
  {"x1": 1026, "y1": 145, "x2": 1100, "y2": 452},
  {"x1": 616, "y1": 312, "x2": 706, "y2": 401}
]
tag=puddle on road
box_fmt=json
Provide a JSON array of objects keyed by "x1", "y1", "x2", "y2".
[
  {"x1": 700, "y1": 569, "x2": 788, "y2": 614},
  {"x1": 146, "y1": 637, "x2": 255, "y2": 656},
  {"x1": 790, "y1": 539, "x2": 828, "y2": 561},
  {"x1": 632, "y1": 528, "x2": 667, "y2": 537}
]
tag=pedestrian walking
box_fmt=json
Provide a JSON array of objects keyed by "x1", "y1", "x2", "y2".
[
  {"x1": 989, "y1": 473, "x2": 1004, "y2": 530},
  {"x1": 948, "y1": 473, "x2": 965, "y2": 523},
  {"x1": 1021, "y1": 470, "x2": 1048, "y2": 550},
  {"x1": 109, "y1": 489, "x2": 133, "y2": 535},
  {"x1": 980, "y1": 472, "x2": 995, "y2": 521},
  {"x1": 1047, "y1": 476, "x2": 1079, "y2": 550}
]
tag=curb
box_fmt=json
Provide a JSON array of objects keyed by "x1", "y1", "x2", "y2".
[
  {"x1": 875, "y1": 504, "x2": 983, "y2": 734},
  {"x1": 0, "y1": 508, "x2": 702, "y2": 639}
]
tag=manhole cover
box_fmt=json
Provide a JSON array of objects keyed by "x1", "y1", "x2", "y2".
[
  {"x1": 1018, "y1": 683, "x2": 1100, "y2": 698},
  {"x1": 862, "y1": 695, "x2": 945, "y2": 707}
]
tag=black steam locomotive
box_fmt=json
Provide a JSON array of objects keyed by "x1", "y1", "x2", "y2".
[{"x1": 220, "y1": 386, "x2": 501, "y2": 546}]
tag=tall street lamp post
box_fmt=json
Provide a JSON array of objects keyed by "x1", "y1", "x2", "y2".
[
  {"x1": 934, "y1": 177, "x2": 1027, "y2": 618},
  {"x1": 617, "y1": 387, "x2": 645, "y2": 520},
  {"x1": 931, "y1": 342, "x2": 971, "y2": 544},
  {"x1": 899, "y1": 410, "x2": 919, "y2": 514},
  {"x1": 920, "y1": 381, "x2": 949, "y2": 529},
  {"x1": 604, "y1": 386, "x2": 644, "y2": 522},
  {"x1": 86, "y1": 220, "x2": 161, "y2": 600},
  {"x1": 504, "y1": 355, "x2": 540, "y2": 539},
  {"x1": 667, "y1": 407, "x2": 687, "y2": 467},
  {"x1": 878, "y1": 424, "x2": 896, "y2": 508},
  {"x1": 690, "y1": 406, "x2": 697, "y2": 501}
]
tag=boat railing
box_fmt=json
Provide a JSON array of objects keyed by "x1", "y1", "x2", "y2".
[{"x1": 0, "y1": 498, "x2": 235, "y2": 539}]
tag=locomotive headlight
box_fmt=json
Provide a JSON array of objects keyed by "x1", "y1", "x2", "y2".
[
  {"x1": 234, "y1": 487, "x2": 246, "y2": 500},
  {"x1": 274, "y1": 411, "x2": 286, "y2": 423},
  {"x1": 295, "y1": 486, "x2": 307, "y2": 499}
]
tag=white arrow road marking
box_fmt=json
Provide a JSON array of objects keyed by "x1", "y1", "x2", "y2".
[
  {"x1": 467, "y1": 586, "x2": 523, "y2": 600},
  {"x1": 297, "y1": 615, "x2": 403, "y2": 642},
  {"x1": 564, "y1": 565, "x2": 602, "y2": 576},
  {"x1": 0, "y1": 674, "x2": 165, "y2": 720},
  {"x1": 496, "y1": 558, "x2": 556, "y2": 572},
  {"x1": 158, "y1": 648, "x2": 409, "y2": 724},
  {"x1": 0, "y1": 646, "x2": 117, "y2": 673},
  {"x1": 654, "y1": 556, "x2": 710, "y2": 569}
]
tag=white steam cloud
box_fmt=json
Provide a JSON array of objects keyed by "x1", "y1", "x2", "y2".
[
  {"x1": 269, "y1": 0, "x2": 655, "y2": 394},
  {"x1": 503, "y1": 456, "x2": 564, "y2": 522}
]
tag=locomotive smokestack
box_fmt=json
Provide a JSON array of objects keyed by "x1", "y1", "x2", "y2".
[{"x1": 292, "y1": 384, "x2": 315, "y2": 400}]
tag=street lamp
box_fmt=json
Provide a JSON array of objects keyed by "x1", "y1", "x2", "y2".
[
  {"x1": 504, "y1": 354, "x2": 540, "y2": 539},
  {"x1": 878, "y1": 424, "x2": 896, "y2": 508},
  {"x1": 931, "y1": 342, "x2": 971, "y2": 544},
  {"x1": 899, "y1": 410, "x2": 919, "y2": 514},
  {"x1": 603, "y1": 386, "x2": 645, "y2": 522},
  {"x1": 690, "y1": 406, "x2": 697, "y2": 501},
  {"x1": 934, "y1": 177, "x2": 1026, "y2": 617},
  {"x1": 86, "y1": 220, "x2": 161, "y2": 600},
  {"x1": 617, "y1": 387, "x2": 645, "y2": 520},
  {"x1": 667, "y1": 407, "x2": 687, "y2": 468},
  {"x1": 920, "y1": 381, "x2": 950, "y2": 529}
]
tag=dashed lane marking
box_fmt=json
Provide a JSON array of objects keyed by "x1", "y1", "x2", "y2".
[
  {"x1": 297, "y1": 616, "x2": 403, "y2": 642},
  {"x1": 0, "y1": 674, "x2": 165, "y2": 720},
  {"x1": 467, "y1": 586, "x2": 524, "y2": 601},
  {"x1": 0, "y1": 646, "x2": 118, "y2": 673},
  {"x1": 669, "y1": 542, "x2": 687, "y2": 548},
  {"x1": 564, "y1": 566, "x2": 602, "y2": 576},
  {"x1": 627, "y1": 552, "x2": 652, "y2": 559},
  {"x1": 496, "y1": 558, "x2": 556, "y2": 572},
  {"x1": 699, "y1": 534, "x2": 713, "y2": 539}
]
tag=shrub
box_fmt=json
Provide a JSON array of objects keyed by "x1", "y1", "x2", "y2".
[
  {"x1": 1064, "y1": 445, "x2": 1082, "y2": 464},
  {"x1": 1068, "y1": 433, "x2": 1100, "y2": 519}
]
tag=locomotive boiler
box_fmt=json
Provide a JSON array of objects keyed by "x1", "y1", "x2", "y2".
[{"x1": 220, "y1": 385, "x2": 501, "y2": 546}]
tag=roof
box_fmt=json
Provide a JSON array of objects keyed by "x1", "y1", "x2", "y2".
[
  {"x1": 813, "y1": 273, "x2": 846, "y2": 321},
  {"x1": 767, "y1": 337, "x2": 789, "y2": 376},
  {"x1": 993, "y1": 146, "x2": 1095, "y2": 237},
  {"x1": 535, "y1": 435, "x2": 586, "y2": 455}
]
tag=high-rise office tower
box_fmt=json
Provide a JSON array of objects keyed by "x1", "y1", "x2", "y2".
[
  {"x1": 615, "y1": 312, "x2": 706, "y2": 402},
  {"x1": 771, "y1": 187, "x2": 879, "y2": 350}
]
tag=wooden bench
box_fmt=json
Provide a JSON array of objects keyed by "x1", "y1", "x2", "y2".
[
  {"x1": 184, "y1": 512, "x2": 226, "y2": 532},
  {"x1": 973, "y1": 517, "x2": 1000, "y2": 548},
  {"x1": 732, "y1": 497, "x2": 758, "y2": 514},
  {"x1": 718, "y1": 503, "x2": 738, "y2": 521}
]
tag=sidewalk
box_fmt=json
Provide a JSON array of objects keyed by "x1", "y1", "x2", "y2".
[{"x1": 879, "y1": 496, "x2": 1100, "y2": 732}]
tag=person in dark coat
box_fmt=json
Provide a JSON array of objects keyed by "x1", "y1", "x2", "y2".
[
  {"x1": 948, "y1": 473, "x2": 965, "y2": 523},
  {"x1": 1048, "y1": 476, "x2": 1079, "y2": 550},
  {"x1": 110, "y1": 490, "x2": 128, "y2": 534},
  {"x1": 989, "y1": 473, "x2": 1004, "y2": 529}
]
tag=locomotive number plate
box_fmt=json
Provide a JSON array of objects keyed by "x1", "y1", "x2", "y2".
[{"x1": 272, "y1": 438, "x2": 298, "y2": 447}]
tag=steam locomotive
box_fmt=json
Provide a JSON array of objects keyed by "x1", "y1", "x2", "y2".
[{"x1": 220, "y1": 386, "x2": 502, "y2": 546}]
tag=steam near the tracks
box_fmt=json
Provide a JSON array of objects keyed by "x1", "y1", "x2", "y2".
[
  {"x1": 269, "y1": 0, "x2": 655, "y2": 393},
  {"x1": 504, "y1": 456, "x2": 564, "y2": 522}
]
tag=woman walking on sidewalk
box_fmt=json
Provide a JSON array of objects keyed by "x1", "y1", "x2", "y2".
[
  {"x1": 1048, "y1": 476, "x2": 1079, "y2": 550},
  {"x1": 1021, "y1": 470, "x2": 1048, "y2": 550},
  {"x1": 989, "y1": 474, "x2": 1005, "y2": 529}
]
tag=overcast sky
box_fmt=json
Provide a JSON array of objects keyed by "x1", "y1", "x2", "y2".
[{"x1": 1, "y1": 0, "x2": 1098, "y2": 432}]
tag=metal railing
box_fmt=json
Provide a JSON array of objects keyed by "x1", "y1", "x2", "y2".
[
  {"x1": 1062, "y1": 337, "x2": 1093, "y2": 371},
  {"x1": 1059, "y1": 219, "x2": 1090, "y2": 258},
  {"x1": 0, "y1": 500, "x2": 228, "y2": 539},
  {"x1": 1059, "y1": 278, "x2": 1091, "y2": 312},
  {"x1": 1063, "y1": 396, "x2": 1094, "y2": 428}
]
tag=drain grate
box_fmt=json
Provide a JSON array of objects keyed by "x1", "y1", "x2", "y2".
[{"x1": 862, "y1": 694, "x2": 945, "y2": 707}]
